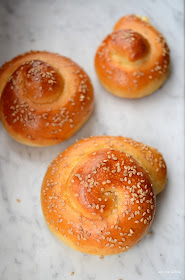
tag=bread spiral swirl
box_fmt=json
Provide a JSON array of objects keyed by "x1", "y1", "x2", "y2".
[
  {"x1": 0, "y1": 51, "x2": 94, "y2": 146},
  {"x1": 41, "y1": 136, "x2": 167, "y2": 255},
  {"x1": 95, "y1": 15, "x2": 170, "y2": 98}
]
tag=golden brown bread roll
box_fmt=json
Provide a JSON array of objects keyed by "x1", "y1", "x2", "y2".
[
  {"x1": 41, "y1": 136, "x2": 167, "y2": 255},
  {"x1": 0, "y1": 51, "x2": 94, "y2": 146},
  {"x1": 95, "y1": 15, "x2": 170, "y2": 98}
]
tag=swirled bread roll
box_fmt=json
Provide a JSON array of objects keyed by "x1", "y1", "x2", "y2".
[
  {"x1": 0, "y1": 51, "x2": 94, "y2": 146},
  {"x1": 41, "y1": 136, "x2": 167, "y2": 255},
  {"x1": 95, "y1": 15, "x2": 170, "y2": 98}
]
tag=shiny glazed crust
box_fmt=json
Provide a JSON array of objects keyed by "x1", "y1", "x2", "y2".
[
  {"x1": 41, "y1": 136, "x2": 167, "y2": 255},
  {"x1": 0, "y1": 51, "x2": 94, "y2": 146},
  {"x1": 95, "y1": 15, "x2": 170, "y2": 98}
]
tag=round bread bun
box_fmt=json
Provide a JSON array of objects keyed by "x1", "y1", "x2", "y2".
[
  {"x1": 41, "y1": 136, "x2": 167, "y2": 255},
  {"x1": 0, "y1": 51, "x2": 94, "y2": 146},
  {"x1": 95, "y1": 15, "x2": 170, "y2": 98}
]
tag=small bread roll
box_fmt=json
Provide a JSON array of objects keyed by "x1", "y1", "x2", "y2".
[
  {"x1": 41, "y1": 136, "x2": 167, "y2": 255},
  {"x1": 95, "y1": 15, "x2": 170, "y2": 98},
  {"x1": 0, "y1": 51, "x2": 94, "y2": 146}
]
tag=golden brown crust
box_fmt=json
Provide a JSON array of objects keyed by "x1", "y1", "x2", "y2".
[
  {"x1": 41, "y1": 136, "x2": 167, "y2": 255},
  {"x1": 0, "y1": 51, "x2": 94, "y2": 146},
  {"x1": 95, "y1": 15, "x2": 170, "y2": 98}
]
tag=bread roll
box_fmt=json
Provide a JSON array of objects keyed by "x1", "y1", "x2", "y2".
[
  {"x1": 41, "y1": 136, "x2": 167, "y2": 255},
  {"x1": 95, "y1": 15, "x2": 170, "y2": 98},
  {"x1": 0, "y1": 51, "x2": 94, "y2": 146}
]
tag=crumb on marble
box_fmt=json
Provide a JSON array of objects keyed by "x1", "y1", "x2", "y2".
[
  {"x1": 71, "y1": 272, "x2": 74, "y2": 276},
  {"x1": 148, "y1": 231, "x2": 152, "y2": 235},
  {"x1": 100, "y1": 255, "x2": 104, "y2": 259},
  {"x1": 16, "y1": 199, "x2": 21, "y2": 203}
]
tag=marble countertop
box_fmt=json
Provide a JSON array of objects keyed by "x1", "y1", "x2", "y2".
[{"x1": 0, "y1": 0, "x2": 184, "y2": 279}]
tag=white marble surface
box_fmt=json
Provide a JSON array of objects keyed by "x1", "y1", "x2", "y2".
[{"x1": 0, "y1": 0, "x2": 184, "y2": 279}]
